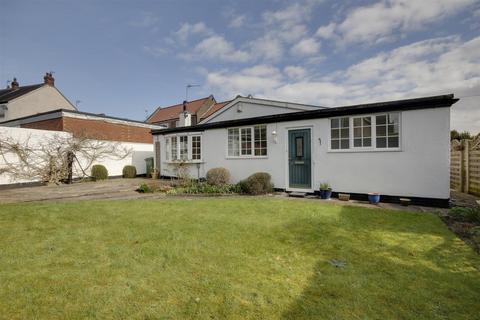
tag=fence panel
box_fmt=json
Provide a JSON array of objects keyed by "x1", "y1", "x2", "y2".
[{"x1": 452, "y1": 137, "x2": 480, "y2": 196}]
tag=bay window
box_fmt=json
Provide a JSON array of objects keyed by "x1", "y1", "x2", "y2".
[
  {"x1": 330, "y1": 113, "x2": 400, "y2": 151},
  {"x1": 165, "y1": 134, "x2": 202, "y2": 162},
  {"x1": 228, "y1": 125, "x2": 267, "y2": 157}
]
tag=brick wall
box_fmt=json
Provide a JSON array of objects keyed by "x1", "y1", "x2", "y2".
[
  {"x1": 63, "y1": 117, "x2": 153, "y2": 143},
  {"x1": 21, "y1": 118, "x2": 63, "y2": 131},
  {"x1": 21, "y1": 116, "x2": 153, "y2": 144}
]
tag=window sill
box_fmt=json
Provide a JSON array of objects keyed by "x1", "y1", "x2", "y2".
[
  {"x1": 164, "y1": 160, "x2": 204, "y2": 164},
  {"x1": 225, "y1": 156, "x2": 269, "y2": 160},
  {"x1": 327, "y1": 148, "x2": 402, "y2": 153}
]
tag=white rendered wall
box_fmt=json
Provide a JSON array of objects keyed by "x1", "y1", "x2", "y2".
[
  {"x1": 0, "y1": 127, "x2": 153, "y2": 185},
  {"x1": 156, "y1": 107, "x2": 450, "y2": 199},
  {"x1": 3, "y1": 86, "x2": 75, "y2": 121}
]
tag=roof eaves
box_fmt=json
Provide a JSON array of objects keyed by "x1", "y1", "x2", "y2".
[{"x1": 153, "y1": 94, "x2": 458, "y2": 135}]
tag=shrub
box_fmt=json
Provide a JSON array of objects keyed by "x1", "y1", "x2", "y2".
[
  {"x1": 122, "y1": 165, "x2": 137, "y2": 178},
  {"x1": 450, "y1": 207, "x2": 480, "y2": 224},
  {"x1": 178, "y1": 182, "x2": 240, "y2": 194},
  {"x1": 238, "y1": 172, "x2": 273, "y2": 195},
  {"x1": 206, "y1": 167, "x2": 231, "y2": 186},
  {"x1": 91, "y1": 164, "x2": 108, "y2": 181},
  {"x1": 137, "y1": 183, "x2": 153, "y2": 193}
]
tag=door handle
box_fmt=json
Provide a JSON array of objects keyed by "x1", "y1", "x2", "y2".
[{"x1": 294, "y1": 161, "x2": 304, "y2": 164}]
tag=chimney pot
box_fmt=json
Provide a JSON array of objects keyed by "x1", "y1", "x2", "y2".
[
  {"x1": 10, "y1": 77, "x2": 19, "y2": 90},
  {"x1": 43, "y1": 72, "x2": 55, "y2": 86},
  {"x1": 183, "y1": 100, "x2": 187, "y2": 112}
]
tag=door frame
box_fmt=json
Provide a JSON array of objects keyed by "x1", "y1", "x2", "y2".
[{"x1": 285, "y1": 126, "x2": 314, "y2": 193}]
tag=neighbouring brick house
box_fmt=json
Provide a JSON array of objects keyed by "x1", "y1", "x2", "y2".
[
  {"x1": 146, "y1": 95, "x2": 229, "y2": 128},
  {"x1": 0, "y1": 109, "x2": 162, "y2": 144}
]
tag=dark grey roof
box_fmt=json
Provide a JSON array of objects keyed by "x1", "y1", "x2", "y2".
[
  {"x1": 0, "y1": 84, "x2": 44, "y2": 103},
  {"x1": 152, "y1": 94, "x2": 458, "y2": 135},
  {"x1": 0, "y1": 108, "x2": 164, "y2": 127}
]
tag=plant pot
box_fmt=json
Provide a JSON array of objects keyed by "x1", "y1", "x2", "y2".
[
  {"x1": 368, "y1": 193, "x2": 381, "y2": 204},
  {"x1": 319, "y1": 189, "x2": 332, "y2": 200},
  {"x1": 151, "y1": 172, "x2": 159, "y2": 179},
  {"x1": 338, "y1": 193, "x2": 350, "y2": 201}
]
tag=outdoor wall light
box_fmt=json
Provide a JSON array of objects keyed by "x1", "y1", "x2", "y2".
[
  {"x1": 272, "y1": 130, "x2": 278, "y2": 144},
  {"x1": 318, "y1": 138, "x2": 322, "y2": 145}
]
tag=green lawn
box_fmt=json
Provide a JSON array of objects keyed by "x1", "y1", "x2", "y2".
[{"x1": 0, "y1": 198, "x2": 479, "y2": 319}]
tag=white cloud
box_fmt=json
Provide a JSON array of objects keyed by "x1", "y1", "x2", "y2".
[
  {"x1": 186, "y1": 35, "x2": 251, "y2": 63},
  {"x1": 173, "y1": 22, "x2": 212, "y2": 43},
  {"x1": 290, "y1": 38, "x2": 321, "y2": 56},
  {"x1": 248, "y1": 36, "x2": 284, "y2": 61},
  {"x1": 284, "y1": 66, "x2": 307, "y2": 79},
  {"x1": 315, "y1": 23, "x2": 336, "y2": 39},
  {"x1": 205, "y1": 35, "x2": 480, "y2": 132},
  {"x1": 206, "y1": 65, "x2": 282, "y2": 97},
  {"x1": 326, "y1": 0, "x2": 475, "y2": 44},
  {"x1": 229, "y1": 15, "x2": 246, "y2": 28}
]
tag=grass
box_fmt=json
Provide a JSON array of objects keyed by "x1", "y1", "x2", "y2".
[{"x1": 0, "y1": 198, "x2": 479, "y2": 319}]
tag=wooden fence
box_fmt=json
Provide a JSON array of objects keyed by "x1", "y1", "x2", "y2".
[{"x1": 451, "y1": 136, "x2": 480, "y2": 196}]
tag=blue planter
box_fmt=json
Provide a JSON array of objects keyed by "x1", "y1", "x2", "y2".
[
  {"x1": 368, "y1": 193, "x2": 380, "y2": 204},
  {"x1": 320, "y1": 189, "x2": 332, "y2": 200}
]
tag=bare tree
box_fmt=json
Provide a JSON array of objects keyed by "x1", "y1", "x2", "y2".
[{"x1": 0, "y1": 133, "x2": 132, "y2": 184}]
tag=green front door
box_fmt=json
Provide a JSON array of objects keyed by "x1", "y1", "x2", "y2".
[{"x1": 288, "y1": 129, "x2": 312, "y2": 189}]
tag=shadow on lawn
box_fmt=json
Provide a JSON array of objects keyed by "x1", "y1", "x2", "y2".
[{"x1": 279, "y1": 205, "x2": 480, "y2": 320}]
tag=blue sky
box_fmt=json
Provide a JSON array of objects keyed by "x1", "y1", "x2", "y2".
[{"x1": 1, "y1": 0, "x2": 479, "y2": 132}]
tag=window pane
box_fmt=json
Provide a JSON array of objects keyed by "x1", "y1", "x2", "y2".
[
  {"x1": 363, "y1": 126, "x2": 371, "y2": 137},
  {"x1": 254, "y1": 125, "x2": 267, "y2": 157},
  {"x1": 377, "y1": 125, "x2": 386, "y2": 136},
  {"x1": 295, "y1": 137, "x2": 303, "y2": 157},
  {"x1": 165, "y1": 138, "x2": 170, "y2": 160},
  {"x1": 340, "y1": 139, "x2": 349, "y2": 149},
  {"x1": 331, "y1": 140, "x2": 339, "y2": 149},
  {"x1": 341, "y1": 128, "x2": 349, "y2": 138},
  {"x1": 354, "y1": 127, "x2": 362, "y2": 138},
  {"x1": 341, "y1": 117, "x2": 349, "y2": 127},
  {"x1": 331, "y1": 129, "x2": 339, "y2": 139},
  {"x1": 388, "y1": 124, "x2": 399, "y2": 135},
  {"x1": 388, "y1": 137, "x2": 399, "y2": 148},
  {"x1": 376, "y1": 115, "x2": 386, "y2": 125},
  {"x1": 388, "y1": 113, "x2": 399, "y2": 124},
  {"x1": 192, "y1": 136, "x2": 201, "y2": 160},
  {"x1": 331, "y1": 118, "x2": 339, "y2": 128},
  {"x1": 353, "y1": 118, "x2": 361, "y2": 127},
  {"x1": 354, "y1": 138, "x2": 362, "y2": 147},
  {"x1": 364, "y1": 138, "x2": 372, "y2": 147},
  {"x1": 171, "y1": 136, "x2": 178, "y2": 160},
  {"x1": 363, "y1": 117, "x2": 371, "y2": 126},
  {"x1": 376, "y1": 137, "x2": 387, "y2": 148},
  {"x1": 241, "y1": 128, "x2": 252, "y2": 155},
  {"x1": 179, "y1": 136, "x2": 188, "y2": 160},
  {"x1": 228, "y1": 128, "x2": 239, "y2": 156}
]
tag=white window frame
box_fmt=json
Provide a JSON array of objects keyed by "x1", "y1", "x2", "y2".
[
  {"x1": 328, "y1": 112, "x2": 401, "y2": 153},
  {"x1": 226, "y1": 124, "x2": 268, "y2": 159},
  {"x1": 164, "y1": 133, "x2": 203, "y2": 163}
]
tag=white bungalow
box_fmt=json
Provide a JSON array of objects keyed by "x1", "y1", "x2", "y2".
[{"x1": 151, "y1": 94, "x2": 458, "y2": 207}]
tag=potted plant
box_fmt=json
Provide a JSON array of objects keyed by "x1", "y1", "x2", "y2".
[
  {"x1": 151, "y1": 168, "x2": 159, "y2": 180},
  {"x1": 368, "y1": 192, "x2": 380, "y2": 204},
  {"x1": 319, "y1": 182, "x2": 332, "y2": 200}
]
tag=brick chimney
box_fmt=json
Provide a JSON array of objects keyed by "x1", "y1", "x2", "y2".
[
  {"x1": 10, "y1": 77, "x2": 19, "y2": 90},
  {"x1": 43, "y1": 72, "x2": 55, "y2": 86},
  {"x1": 183, "y1": 100, "x2": 187, "y2": 112}
]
